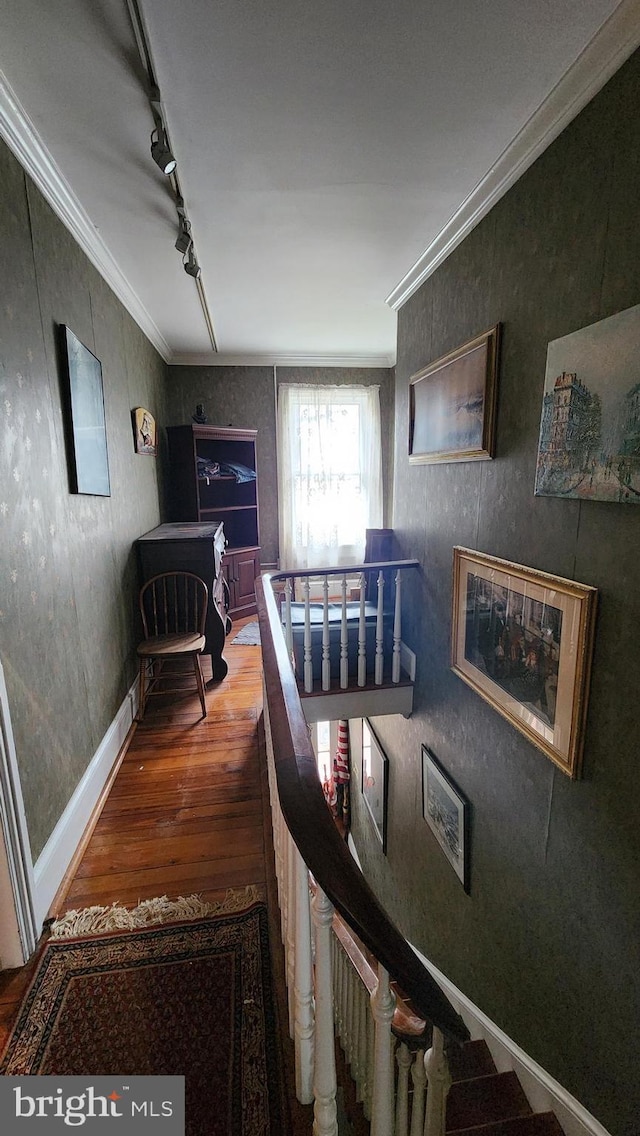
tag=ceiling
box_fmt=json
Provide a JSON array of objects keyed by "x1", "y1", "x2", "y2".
[{"x1": 0, "y1": 1, "x2": 637, "y2": 366}]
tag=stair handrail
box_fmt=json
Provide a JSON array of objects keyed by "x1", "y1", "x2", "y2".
[{"x1": 257, "y1": 572, "x2": 469, "y2": 1045}]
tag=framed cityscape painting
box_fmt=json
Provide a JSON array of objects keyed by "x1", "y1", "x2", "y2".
[
  {"x1": 59, "y1": 325, "x2": 110, "y2": 496},
  {"x1": 409, "y1": 324, "x2": 501, "y2": 464},
  {"x1": 421, "y1": 747, "x2": 469, "y2": 890},
  {"x1": 451, "y1": 548, "x2": 597, "y2": 778},
  {"x1": 534, "y1": 303, "x2": 640, "y2": 504}
]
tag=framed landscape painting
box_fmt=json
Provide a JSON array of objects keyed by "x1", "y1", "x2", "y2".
[
  {"x1": 409, "y1": 324, "x2": 501, "y2": 464},
  {"x1": 59, "y1": 325, "x2": 110, "y2": 496},
  {"x1": 451, "y1": 547, "x2": 597, "y2": 778},
  {"x1": 421, "y1": 746, "x2": 469, "y2": 890},
  {"x1": 361, "y1": 719, "x2": 388, "y2": 852},
  {"x1": 534, "y1": 303, "x2": 640, "y2": 504}
]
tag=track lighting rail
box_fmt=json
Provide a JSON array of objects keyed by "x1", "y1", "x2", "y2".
[{"x1": 125, "y1": 0, "x2": 216, "y2": 351}]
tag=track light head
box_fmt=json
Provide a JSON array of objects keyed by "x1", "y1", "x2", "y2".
[
  {"x1": 150, "y1": 126, "x2": 176, "y2": 175},
  {"x1": 183, "y1": 245, "x2": 201, "y2": 279},
  {"x1": 175, "y1": 216, "x2": 192, "y2": 254}
]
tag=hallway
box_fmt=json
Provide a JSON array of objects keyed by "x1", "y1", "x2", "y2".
[{"x1": 0, "y1": 619, "x2": 310, "y2": 1132}]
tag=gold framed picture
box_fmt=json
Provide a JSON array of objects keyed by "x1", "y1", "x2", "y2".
[
  {"x1": 132, "y1": 407, "x2": 157, "y2": 456},
  {"x1": 409, "y1": 324, "x2": 500, "y2": 464},
  {"x1": 451, "y1": 547, "x2": 597, "y2": 778}
]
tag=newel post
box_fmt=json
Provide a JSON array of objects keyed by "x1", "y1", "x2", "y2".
[{"x1": 424, "y1": 1027, "x2": 452, "y2": 1136}]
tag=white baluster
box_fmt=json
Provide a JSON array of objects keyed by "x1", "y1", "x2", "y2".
[
  {"x1": 345, "y1": 952, "x2": 355, "y2": 1066},
  {"x1": 322, "y1": 575, "x2": 331, "y2": 690},
  {"x1": 312, "y1": 886, "x2": 338, "y2": 1136},
  {"x1": 424, "y1": 1028, "x2": 452, "y2": 1136},
  {"x1": 358, "y1": 571, "x2": 367, "y2": 687},
  {"x1": 392, "y1": 569, "x2": 402, "y2": 683},
  {"x1": 284, "y1": 576, "x2": 293, "y2": 659},
  {"x1": 395, "y1": 1042, "x2": 413, "y2": 1136},
  {"x1": 375, "y1": 570, "x2": 385, "y2": 685},
  {"x1": 364, "y1": 995, "x2": 374, "y2": 1121},
  {"x1": 286, "y1": 832, "x2": 296, "y2": 1038},
  {"x1": 293, "y1": 849, "x2": 314, "y2": 1104},
  {"x1": 356, "y1": 978, "x2": 369, "y2": 1104},
  {"x1": 339, "y1": 946, "x2": 348, "y2": 1050},
  {"x1": 370, "y1": 965, "x2": 396, "y2": 1136},
  {"x1": 410, "y1": 1049, "x2": 426, "y2": 1136},
  {"x1": 350, "y1": 972, "x2": 361, "y2": 1095},
  {"x1": 340, "y1": 574, "x2": 349, "y2": 689},
  {"x1": 303, "y1": 577, "x2": 313, "y2": 693},
  {"x1": 281, "y1": 820, "x2": 290, "y2": 948}
]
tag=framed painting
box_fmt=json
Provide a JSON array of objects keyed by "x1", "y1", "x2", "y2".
[
  {"x1": 421, "y1": 746, "x2": 469, "y2": 890},
  {"x1": 534, "y1": 303, "x2": 640, "y2": 504},
  {"x1": 409, "y1": 324, "x2": 501, "y2": 464},
  {"x1": 59, "y1": 325, "x2": 110, "y2": 496},
  {"x1": 451, "y1": 547, "x2": 597, "y2": 778},
  {"x1": 361, "y1": 719, "x2": 388, "y2": 852},
  {"x1": 133, "y1": 407, "x2": 157, "y2": 456}
]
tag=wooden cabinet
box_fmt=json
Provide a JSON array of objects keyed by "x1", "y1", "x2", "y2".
[
  {"x1": 223, "y1": 547, "x2": 261, "y2": 620},
  {"x1": 136, "y1": 522, "x2": 229, "y2": 681},
  {"x1": 166, "y1": 425, "x2": 261, "y2": 618}
]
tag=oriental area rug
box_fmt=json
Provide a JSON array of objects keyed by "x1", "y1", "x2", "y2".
[{"x1": 1, "y1": 890, "x2": 288, "y2": 1136}]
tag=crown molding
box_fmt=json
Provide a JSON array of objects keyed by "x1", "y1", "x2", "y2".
[
  {"x1": 169, "y1": 351, "x2": 395, "y2": 369},
  {"x1": 386, "y1": 0, "x2": 640, "y2": 311},
  {"x1": 0, "y1": 70, "x2": 172, "y2": 362}
]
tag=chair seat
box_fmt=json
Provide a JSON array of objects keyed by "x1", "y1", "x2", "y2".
[{"x1": 137, "y1": 632, "x2": 206, "y2": 657}]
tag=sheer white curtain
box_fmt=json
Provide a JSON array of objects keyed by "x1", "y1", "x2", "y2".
[{"x1": 278, "y1": 384, "x2": 383, "y2": 572}]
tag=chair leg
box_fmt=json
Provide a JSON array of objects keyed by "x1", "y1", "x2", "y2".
[
  {"x1": 137, "y1": 657, "x2": 147, "y2": 722},
  {"x1": 194, "y1": 654, "x2": 207, "y2": 719}
]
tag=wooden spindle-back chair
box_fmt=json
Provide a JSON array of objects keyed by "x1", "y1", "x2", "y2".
[{"x1": 136, "y1": 571, "x2": 209, "y2": 721}]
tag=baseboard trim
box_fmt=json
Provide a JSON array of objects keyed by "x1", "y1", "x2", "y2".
[
  {"x1": 347, "y1": 834, "x2": 611, "y2": 1136},
  {"x1": 33, "y1": 678, "x2": 139, "y2": 931}
]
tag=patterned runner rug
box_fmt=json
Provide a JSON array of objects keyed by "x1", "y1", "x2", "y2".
[{"x1": 1, "y1": 893, "x2": 288, "y2": 1136}]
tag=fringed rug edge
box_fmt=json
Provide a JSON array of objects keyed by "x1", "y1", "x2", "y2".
[{"x1": 50, "y1": 883, "x2": 264, "y2": 939}]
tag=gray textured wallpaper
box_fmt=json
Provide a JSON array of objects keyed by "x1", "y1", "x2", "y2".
[
  {"x1": 349, "y1": 51, "x2": 640, "y2": 1136},
  {"x1": 0, "y1": 139, "x2": 167, "y2": 858}
]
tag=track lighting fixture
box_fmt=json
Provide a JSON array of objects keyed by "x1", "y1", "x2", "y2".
[
  {"x1": 175, "y1": 215, "x2": 192, "y2": 254},
  {"x1": 183, "y1": 245, "x2": 201, "y2": 279},
  {"x1": 150, "y1": 125, "x2": 176, "y2": 175}
]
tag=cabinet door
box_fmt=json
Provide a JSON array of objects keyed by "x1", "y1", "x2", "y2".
[
  {"x1": 225, "y1": 548, "x2": 260, "y2": 616},
  {"x1": 234, "y1": 549, "x2": 260, "y2": 609}
]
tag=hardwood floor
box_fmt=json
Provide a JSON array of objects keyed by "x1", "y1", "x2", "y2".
[
  {"x1": 0, "y1": 617, "x2": 313, "y2": 1133},
  {"x1": 63, "y1": 622, "x2": 265, "y2": 910}
]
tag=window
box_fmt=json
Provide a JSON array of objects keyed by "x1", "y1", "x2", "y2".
[{"x1": 277, "y1": 384, "x2": 382, "y2": 571}]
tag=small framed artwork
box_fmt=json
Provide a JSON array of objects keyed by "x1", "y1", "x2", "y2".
[
  {"x1": 409, "y1": 324, "x2": 501, "y2": 464},
  {"x1": 133, "y1": 407, "x2": 157, "y2": 456},
  {"x1": 59, "y1": 325, "x2": 110, "y2": 496},
  {"x1": 451, "y1": 547, "x2": 597, "y2": 778},
  {"x1": 421, "y1": 746, "x2": 469, "y2": 890},
  {"x1": 361, "y1": 719, "x2": 388, "y2": 852}
]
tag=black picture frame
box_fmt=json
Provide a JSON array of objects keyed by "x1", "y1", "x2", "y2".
[
  {"x1": 59, "y1": 325, "x2": 110, "y2": 496},
  {"x1": 421, "y1": 746, "x2": 469, "y2": 891},
  {"x1": 361, "y1": 719, "x2": 388, "y2": 852}
]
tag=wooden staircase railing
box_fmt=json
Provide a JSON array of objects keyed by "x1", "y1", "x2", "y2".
[
  {"x1": 256, "y1": 573, "x2": 470, "y2": 1136},
  {"x1": 269, "y1": 559, "x2": 420, "y2": 695}
]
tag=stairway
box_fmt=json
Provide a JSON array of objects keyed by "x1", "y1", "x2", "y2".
[
  {"x1": 447, "y1": 1040, "x2": 563, "y2": 1136},
  {"x1": 337, "y1": 1037, "x2": 564, "y2": 1136}
]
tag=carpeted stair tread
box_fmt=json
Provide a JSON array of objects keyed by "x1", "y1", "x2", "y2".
[
  {"x1": 447, "y1": 1071, "x2": 532, "y2": 1131},
  {"x1": 449, "y1": 1039, "x2": 498, "y2": 1082},
  {"x1": 448, "y1": 1111, "x2": 565, "y2": 1136}
]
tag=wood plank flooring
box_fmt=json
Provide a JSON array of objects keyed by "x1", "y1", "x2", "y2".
[
  {"x1": 63, "y1": 624, "x2": 266, "y2": 911},
  {"x1": 0, "y1": 621, "x2": 291, "y2": 1083}
]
